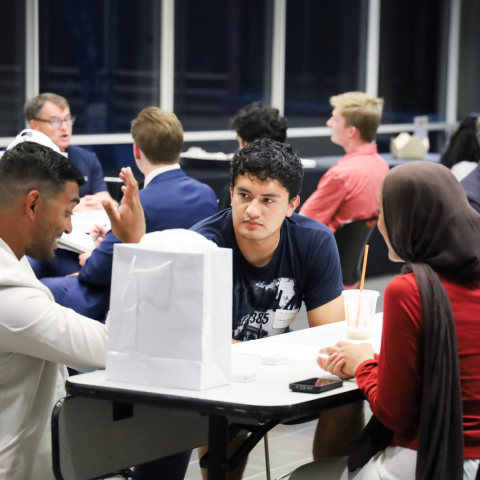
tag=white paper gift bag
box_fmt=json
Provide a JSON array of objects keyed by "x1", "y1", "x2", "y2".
[{"x1": 106, "y1": 242, "x2": 232, "y2": 390}]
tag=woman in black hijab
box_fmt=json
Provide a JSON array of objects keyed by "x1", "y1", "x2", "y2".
[{"x1": 290, "y1": 161, "x2": 480, "y2": 480}]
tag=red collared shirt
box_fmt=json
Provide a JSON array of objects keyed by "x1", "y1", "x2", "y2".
[{"x1": 301, "y1": 144, "x2": 389, "y2": 233}]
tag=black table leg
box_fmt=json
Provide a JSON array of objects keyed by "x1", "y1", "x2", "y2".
[{"x1": 208, "y1": 415, "x2": 229, "y2": 480}]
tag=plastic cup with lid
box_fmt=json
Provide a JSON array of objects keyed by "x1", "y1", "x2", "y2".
[{"x1": 341, "y1": 289, "x2": 380, "y2": 340}]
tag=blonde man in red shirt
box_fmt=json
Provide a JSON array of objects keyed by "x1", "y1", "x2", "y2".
[{"x1": 300, "y1": 92, "x2": 389, "y2": 233}]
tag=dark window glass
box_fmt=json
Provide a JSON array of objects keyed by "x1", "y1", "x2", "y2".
[
  {"x1": 0, "y1": 2, "x2": 25, "y2": 136},
  {"x1": 174, "y1": 0, "x2": 273, "y2": 131},
  {"x1": 284, "y1": 0, "x2": 367, "y2": 128},
  {"x1": 458, "y1": 0, "x2": 480, "y2": 119},
  {"x1": 378, "y1": 0, "x2": 449, "y2": 124},
  {"x1": 39, "y1": 0, "x2": 160, "y2": 134}
]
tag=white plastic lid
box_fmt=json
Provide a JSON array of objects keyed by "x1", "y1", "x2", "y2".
[{"x1": 262, "y1": 353, "x2": 288, "y2": 365}]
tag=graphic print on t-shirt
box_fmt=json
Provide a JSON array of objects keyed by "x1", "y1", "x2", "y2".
[{"x1": 233, "y1": 277, "x2": 300, "y2": 341}]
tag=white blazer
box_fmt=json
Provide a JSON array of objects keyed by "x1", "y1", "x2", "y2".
[{"x1": 0, "y1": 237, "x2": 108, "y2": 480}]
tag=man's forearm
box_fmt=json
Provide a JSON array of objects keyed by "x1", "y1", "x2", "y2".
[{"x1": 307, "y1": 295, "x2": 345, "y2": 327}]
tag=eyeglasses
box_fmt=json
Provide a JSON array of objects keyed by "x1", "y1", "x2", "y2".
[{"x1": 35, "y1": 116, "x2": 76, "y2": 128}]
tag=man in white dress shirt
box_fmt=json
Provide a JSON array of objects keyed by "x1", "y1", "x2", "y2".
[{"x1": 0, "y1": 141, "x2": 145, "y2": 480}]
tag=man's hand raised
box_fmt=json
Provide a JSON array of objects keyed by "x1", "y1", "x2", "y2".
[{"x1": 102, "y1": 167, "x2": 146, "y2": 244}]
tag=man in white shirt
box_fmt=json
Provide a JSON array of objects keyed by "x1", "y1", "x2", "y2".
[{"x1": 0, "y1": 140, "x2": 145, "y2": 480}]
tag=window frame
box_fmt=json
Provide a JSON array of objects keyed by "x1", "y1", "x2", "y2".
[{"x1": 0, "y1": 0, "x2": 461, "y2": 148}]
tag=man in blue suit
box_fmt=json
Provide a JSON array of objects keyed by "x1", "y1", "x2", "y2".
[
  {"x1": 43, "y1": 107, "x2": 218, "y2": 325},
  {"x1": 44, "y1": 107, "x2": 212, "y2": 480}
]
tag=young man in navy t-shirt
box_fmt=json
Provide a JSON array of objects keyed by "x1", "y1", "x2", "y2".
[
  {"x1": 191, "y1": 138, "x2": 364, "y2": 480},
  {"x1": 192, "y1": 138, "x2": 345, "y2": 342}
]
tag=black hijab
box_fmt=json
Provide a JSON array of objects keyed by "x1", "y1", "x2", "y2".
[{"x1": 349, "y1": 161, "x2": 480, "y2": 480}]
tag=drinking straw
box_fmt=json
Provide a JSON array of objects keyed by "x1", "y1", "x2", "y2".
[
  {"x1": 359, "y1": 245, "x2": 369, "y2": 292},
  {"x1": 355, "y1": 245, "x2": 370, "y2": 328}
]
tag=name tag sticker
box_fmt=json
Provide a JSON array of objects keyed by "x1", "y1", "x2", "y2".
[{"x1": 273, "y1": 308, "x2": 299, "y2": 329}]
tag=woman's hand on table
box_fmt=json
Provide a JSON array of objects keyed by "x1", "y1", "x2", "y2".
[{"x1": 318, "y1": 341, "x2": 375, "y2": 380}]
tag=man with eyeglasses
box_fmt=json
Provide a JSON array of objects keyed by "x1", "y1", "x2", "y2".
[
  {"x1": 24, "y1": 93, "x2": 117, "y2": 278},
  {"x1": 25, "y1": 93, "x2": 116, "y2": 212}
]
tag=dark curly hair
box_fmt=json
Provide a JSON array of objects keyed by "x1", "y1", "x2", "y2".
[
  {"x1": 231, "y1": 138, "x2": 303, "y2": 200},
  {"x1": 0, "y1": 142, "x2": 85, "y2": 207},
  {"x1": 229, "y1": 102, "x2": 288, "y2": 143}
]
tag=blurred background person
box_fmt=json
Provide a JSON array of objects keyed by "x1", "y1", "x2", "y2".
[
  {"x1": 25, "y1": 93, "x2": 118, "y2": 278},
  {"x1": 300, "y1": 92, "x2": 388, "y2": 234},
  {"x1": 25, "y1": 93, "x2": 116, "y2": 211},
  {"x1": 229, "y1": 102, "x2": 288, "y2": 148},
  {"x1": 440, "y1": 114, "x2": 480, "y2": 181},
  {"x1": 461, "y1": 118, "x2": 480, "y2": 213}
]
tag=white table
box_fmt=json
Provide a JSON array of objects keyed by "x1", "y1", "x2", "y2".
[{"x1": 52, "y1": 315, "x2": 382, "y2": 480}]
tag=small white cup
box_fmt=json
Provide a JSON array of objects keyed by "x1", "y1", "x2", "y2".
[{"x1": 341, "y1": 290, "x2": 380, "y2": 340}]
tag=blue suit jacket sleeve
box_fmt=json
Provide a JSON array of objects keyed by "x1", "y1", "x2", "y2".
[{"x1": 79, "y1": 230, "x2": 120, "y2": 286}]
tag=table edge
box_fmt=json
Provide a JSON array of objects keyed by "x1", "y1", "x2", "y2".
[{"x1": 66, "y1": 380, "x2": 365, "y2": 421}]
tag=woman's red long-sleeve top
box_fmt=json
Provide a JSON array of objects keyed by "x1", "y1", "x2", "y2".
[{"x1": 355, "y1": 273, "x2": 480, "y2": 458}]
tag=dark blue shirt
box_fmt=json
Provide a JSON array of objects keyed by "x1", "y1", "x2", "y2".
[
  {"x1": 66, "y1": 145, "x2": 108, "y2": 197},
  {"x1": 461, "y1": 163, "x2": 480, "y2": 214},
  {"x1": 191, "y1": 209, "x2": 343, "y2": 341}
]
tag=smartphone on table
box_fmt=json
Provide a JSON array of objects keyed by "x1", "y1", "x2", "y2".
[{"x1": 289, "y1": 377, "x2": 343, "y2": 394}]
